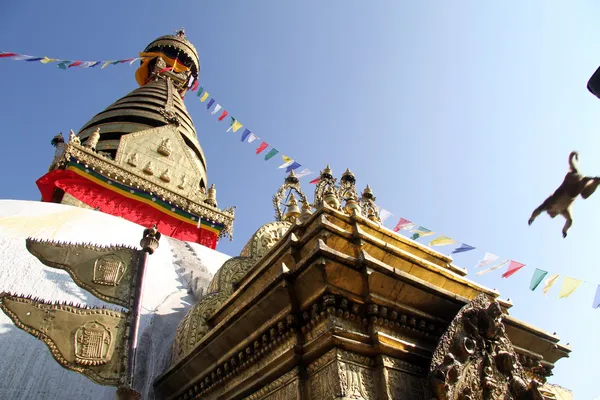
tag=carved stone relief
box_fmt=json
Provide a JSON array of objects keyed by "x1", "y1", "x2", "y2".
[{"x1": 429, "y1": 294, "x2": 544, "y2": 400}]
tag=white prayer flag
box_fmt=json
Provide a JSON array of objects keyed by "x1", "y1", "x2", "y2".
[
  {"x1": 247, "y1": 133, "x2": 258, "y2": 143},
  {"x1": 295, "y1": 168, "x2": 313, "y2": 178},
  {"x1": 379, "y1": 209, "x2": 393, "y2": 223},
  {"x1": 211, "y1": 104, "x2": 222, "y2": 115},
  {"x1": 475, "y1": 260, "x2": 508, "y2": 276},
  {"x1": 476, "y1": 252, "x2": 499, "y2": 268}
]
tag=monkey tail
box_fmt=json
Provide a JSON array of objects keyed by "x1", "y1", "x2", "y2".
[{"x1": 569, "y1": 151, "x2": 579, "y2": 173}]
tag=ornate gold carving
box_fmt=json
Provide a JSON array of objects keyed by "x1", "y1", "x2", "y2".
[
  {"x1": 171, "y1": 221, "x2": 291, "y2": 365},
  {"x1": 157, "y1": 137, "x2": 173, "y2": 156},
  {"x1": 429, "y1": 294, "x2": 544, "y2": 400},
  {"x1": 127, "y1": 152, "x2": 138, "y2": 167},
  {"x1": 243, "y1": 368, "x2": 299, "y2": 400},
  {"x1": 309, "y1": 360, "x2": 340, "y2": 399},
  {"x1": 0, "y1": 293, "x2": 128, "y2": 386},
  {"x1": 93, "y1": 255, "x2": 126, "y2": 286},
  {"x1": 83, "y1": 127, "x2": 101, "y2": 151},
  {"x1": 69, "y1": 129, "x2": 81, "y2": 145},
  {"x1": 339, "y1": 360, "x2": 375, "y2": 399},
  {"x1": 26, "y1": 238, "x2": 140, "y2": 307},
  {"x1": 143, "y1": 161, "x2": 155, "y2": 175},
  {"x1": 74, "y1": 321, "x2": 112, "y2": 365},
  {"x1": 160, "y1": 169, "x2": 171, "y2": 183},
  {"x1": 61, "y1": 144, "x2": 235, "y2": 239},
  {"x1": 177, "y1": 174, "x2": 187, "y2": 189},
  {"x1": 273, "y1": 171, "x2": 309, "y2": 222}
]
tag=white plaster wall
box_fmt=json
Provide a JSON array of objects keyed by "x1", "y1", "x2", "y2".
[{"x1": 0, "y1": 200, "x2": 230, "y2": 400}]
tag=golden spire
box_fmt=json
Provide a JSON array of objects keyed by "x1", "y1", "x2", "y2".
[{"x1": 283, "y1": 193, "x2": 301, "y2": 222}]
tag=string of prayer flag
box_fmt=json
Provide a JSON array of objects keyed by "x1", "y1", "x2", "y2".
[
  {"x1": 451, "y1": 243, "x2": 475, "y2": 254},
  {"x1": 428, "y1": 236, "x2": 457, "y2": 247},
  {"x1": 501, "y1": 260, "x2": 526, "y2": 278},
  {"x1": 0, "y1": 51, "x2": 141, "y2": 69},
  {"x1": 530, "y1": 269, "x2": 548, "y2": 291}
]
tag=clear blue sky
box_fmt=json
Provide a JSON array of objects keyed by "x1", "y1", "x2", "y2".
[{"x1": 1, "y1": 1, "x2": 599, "y2": 396}]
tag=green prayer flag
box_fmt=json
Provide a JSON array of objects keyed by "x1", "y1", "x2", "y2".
[
  {"x1": 196, "y1": 86, "x2": 204, "y2": 97},
  {"x1": 264, "y1": 148, "x2": 279, "y2": 161},
  {"x1": 529, "y1": 268, "x2": 548, "y2": 291},
  {"x1": 57, "y1": 61, "x2": 69, "y2": 70}
]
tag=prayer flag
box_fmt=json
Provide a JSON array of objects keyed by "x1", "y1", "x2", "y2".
[
  {"x1": 211, "y1": 104, "x2": 222, "y2": 115},
  {"x1": 24, "y1": 57, "x2": 44, "y2": 62},
  {"x1": 593, "y1": 285, "x2": 600, "y2": 309},
  {"x1": 379, "y1": 209, "x2": 393, "y2": 223},
  {"x1": 196, "y1": 86, "x2": 204, "y2": 97},
  {"x1": 428, "y1": 236, "x2": 457, "y2": 247},
  {"x1": 200, "y1": 92, "x2": 209, "y2": 102},
  {"x1": 241, "y1": 129, "x2": 251, "y2": 142},
  {"x1": 101, "y1": 61, "x2": 113, "y2": 69},
  {"x1": 529, "y1": 269, "x2": 548, "y2": 291},
  {"x1": 89, "y1": 61, "x2": 101, "y2": 68},
  {"x1": 0, "y1": 52, "x2": 17, "y2": 58},
  {"x1": 476, "y1": 252, "x2": 498, "y2": 268},
  {"x1": 452, "y1": 243, "x2": 476, "y2": 255},
  {"x1": 295, "y1": 168, "x2": 313, "y2": 178},
  {"x1": 111, "y1": 60, "x2": 122, "y2": 65},
  {"x1": 286, "y1": 162, "x2": 301, "y2": 173},
  {"x1": 393, "y1": 218, "x2": 414, "y2": 232},
  {"x1": 247, "y1": 133, "x2": 258, "y2": 143},
  {"x1": 218, "y1": 110, "x2": 229, "y2": 121},
  {"x1": 206, "y1": 98, "x2": 215, "y2": 109},
  {"x1": 543, "y1": 274, "x2": 559, "y2": 295},
  {"x1": 191, "y1": 80, "x2": 199, "y2": 91},
  {"x1": 256, "y1": 142, "x2": 268, "y2": 154},
  {"x1": 309, "y1": 177, "x2": 320, "y2": 184},
  {"x1": 476, "y1": 260, "x2": 509, "y2": 276},
  {"x1": 57, "y1": 61, "x2": 69, "y2": 70},
  {"x1": 40, "y1": 56, "x2": 58, "y2": 64},
  {"x1": 128, "y1": 58, "x2": 139, "y2": 65},
  {"x1": 411, "y1": 227, "x2": 434, "y2": 240},
  {"x1": 501, "y1": 260, "x2": 526, "y2": 278},
  {"x1": 558, "y1": 277, "x2": 582, "y2": 299},
  {"x1": 10, "y1": 55, "x2": 36, "y2": 61},
  {"x1": 264, "y1": 148, "x2": 279, "y2": 160},
  {"x1": 231, "y1": 119, "x2": 243, "y2": 133},
  {"x1": 68, "y1": 61, "x2": 82, "y2": 68},
  {"x1": 279, "y1": 155, "x2": 294, "y2": 169}
]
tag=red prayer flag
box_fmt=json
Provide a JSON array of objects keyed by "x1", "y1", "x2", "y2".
[
  {"x1": 256, "y1": 142, "x2": 268, "y2": 154},
  {"x1": 119, "y1": 58, "x2": 134, "y2": 64},
  {"x1": 501, "y1": 261, "x2": 526, "y2": 278},
  {"x1": 68, "y1": 61, "x2": 82, "y2": 68},
  {"x1": 309, "y1": 177, "x2": 320, "y2": 184},
  {"x1": 217, "y1": 110, "x2": 229, "y2": 121},
  {"x1": 0, "y1": 53, "x2": 17, "y2": 58},
  {"x1": 191, "y1": 80, "x2": 199, "y2": 91},
  {"x1": 393, "y1": 218, "x2": 412, "y2": 232}
]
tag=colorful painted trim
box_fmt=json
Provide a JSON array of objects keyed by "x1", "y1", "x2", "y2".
[{"x1": 66, "y1": 160, "x2": 223, "y2": 235}]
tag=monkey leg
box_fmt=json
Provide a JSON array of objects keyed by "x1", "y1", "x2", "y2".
[
  {"x1": 529, "y1": 198, "x2": 551, "y2": 225},
  {"x1": 581, "y1": 177, "x2": 600, "y2": 199},
  {"x1": 561, "y1": 209, "x2": 573, "y2": 238}
]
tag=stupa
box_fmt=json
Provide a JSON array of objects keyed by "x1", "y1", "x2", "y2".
[{"x1": 0, "y1": 31, "x2": 573, "y2": 400}]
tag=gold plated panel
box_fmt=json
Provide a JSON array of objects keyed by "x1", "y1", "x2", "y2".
[{"x1": 0, "y1": 293, "x2": 128, "y2": 386}]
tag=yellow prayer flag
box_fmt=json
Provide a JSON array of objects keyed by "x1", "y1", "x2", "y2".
[
  {"x1": 101, "y1": 61, "x2": 113, "y2": 69},
  {"x1": 542, "y1": 274, "x2": 559, "y2": 295},
  {"x1": 40, "y1": 56, "x2": 58, "y2": 64},
  {"x1": 231, "y1": 120, "x2": 243, "y2": 133},
  {"x1": 282, "y1": 155, "x2": 293, "y2": 164},
  {"x1": 558, "y1": 277, "x2": 582, "y2": 299},
  {"x1": 200, "y1": 92, "x2": 209, "y2": 102},
  {"x1": 428, "y1": 236, "x2": 457, "y2": 247}
]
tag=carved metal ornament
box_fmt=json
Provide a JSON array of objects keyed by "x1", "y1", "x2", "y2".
[
  {"x1": 313, "y1": 165, "x2": 339, "y2": 210},
  {"x1": 0, "y1": 293, "x2": 128, "y2": 386},
  {"x1": 143, "y1": 161, "x2": 155, "y2": 175},
  {"x1": 171, "y1": 220, "x2": 292, "y2": 365},
  {"x1": 160, "y1": 169, "x2": 171, "y2": 183},
  {"x1": 83, "y1": 127, "x2": 101, "y2": 151},
  {"x1": 157, "y1": 137, "x2": 173, "y2": 156},
  {"x1": 429, "y1": 294, "x2": 544, "y2": 400},
  {"x1": 26, "y1": 238, "x2": 141, "y2": 307},
  {"x1": 126, "y1": 152, "x2": 138, "y2": 167},
  {"x1": 273, "y1": 170, "x2": 309, "y2": 222}
]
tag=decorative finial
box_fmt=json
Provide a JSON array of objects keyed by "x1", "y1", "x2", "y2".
[
  {"x1": 322, "y1": 164, "x2": 333, "y2": 178},
  {"x1": 300, "y1": 198, "x2": 313, "y2": 219},
  {"x1": 140, "y1": 224, "x2": 161, "y2": 254},
  {"x1": 341, "y1": 168, "x2": 356, "y2": 183},
  {"x1": 285, "y1": 169, "x2": 299, "y2": 185},
  {"x1": 175, "y1": 27, "x2": 186, "y2": 38},
  {"x1": 50, "y1": 132, "x2": 65, "y2": 147},
  {"x1": 205, "y1": 184, "x2": 217, "y2": 207},
  {"x1": 283, "y1": 193, "x2": 301, "y2": 222},
  {"x1": 83, "y1": 127, "x2": 101, "y2": 151}
]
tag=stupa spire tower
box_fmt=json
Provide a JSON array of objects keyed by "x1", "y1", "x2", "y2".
[{"x1": 37, "y1": 29, "x2": 234, "y2": 249}]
